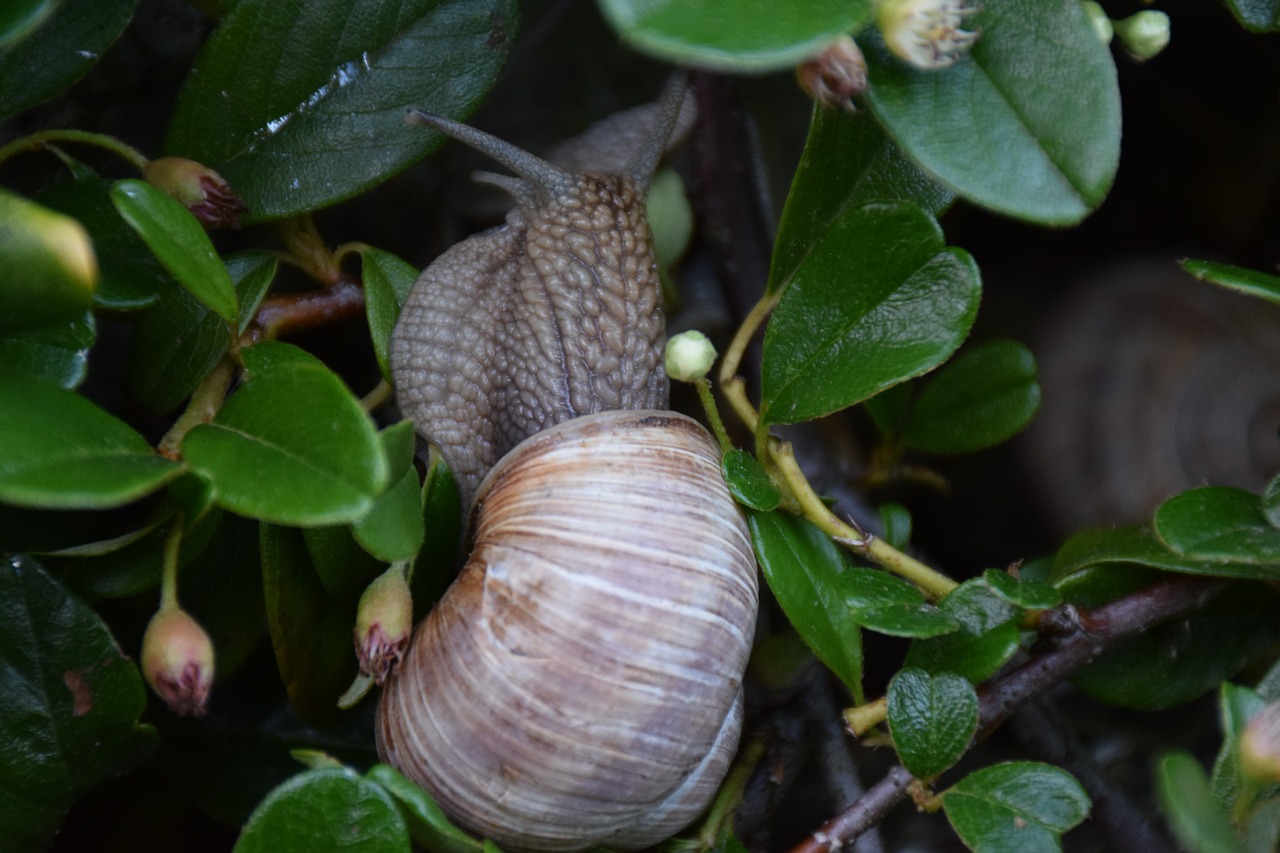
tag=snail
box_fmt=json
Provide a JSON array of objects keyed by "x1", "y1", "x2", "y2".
[{"x1": 377, "y1": 77, "x2": 760, "y2": 852}]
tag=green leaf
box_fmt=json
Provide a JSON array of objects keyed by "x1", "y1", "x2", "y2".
[
  {"x1": 1181, "y1": 258, "x2": 1280, "y2": 307},
  {"x1": 770, "y1": 107, "x2": 952, "y2": 293},
  {"x1": 878, "y1": 502, "x2": 912, "y2": 550},
  {"x1": 906, "y1": 579, "x2": 1019, "y2": 683},
  {"x1": 0, "y1": 0, "x2": 54, "y2": 45},
  {"x1": 903, "y1": 340, "x2": 1040, "y2": 454},
  {"x1": 943, "y1": 762, "x2": 1091, "y2": 853},
  {"x1": 1155, "y1": 487, "x2": 1280, "y2": 566},
  {"x1": 1223, "y1": 0, "x2": 1280, "y2": 32},
  {"x1": 863, "y1": 0, "x2": 1120, "y2": 225},
  {"x1": 1263, "y1": 475, "x2": 1280, "y2": 529},
  {"x1": 0, "y1": 372, "x2": 183, "y2": 508},
  {"x1": 1156, "y1": 751, "x2": 1246, "y2": 853},
  {"x1": 183, "y1": 342, "x2": 388, "y2": 526},
  {"x1": 182, "y1": 513, "x2": 267, "y2": 679},
  {"x1": 748, "y1": 510, "x2": 863, "y2": 699},
  {"x1": 842, "y1": 566, "x2": 959, "y2": 638},
  {"x1": 597, "y1": 0, "x2": 870, "y2": 73},
  {"x1": 165, "y1": 0, "x2": 518, "y2": 220},
  {"x1": 0, "y1": 0, "x2": 136, "y2": 118},
  {"x1": 0, "y1": 310, "x2": 95, "y2": 388},
  {"x1": 982, "y1": 568, "x2": 1061, "y2": 610},
  {"x1": 110, "y1": 179, "x2": 239, "y2": 324},
  {"x1": 1209, "y1": 683, "x2": 1267, "y2": 810},
  {"x1": 303, "y1": 525, "x2": 384, "y2": 602},
  {"x1": 0, "y1": 189, "x2": 97, "y2": 335},
  {"x1": 353, "y1": 422, "x2": 426, "y2": 562},
  {"x1": 722, "y1": 449, "x2": 781, "y2": 511},
  {"x1": 412, "y1": 454, "x2": 462, "y2": 615},
  {"x1": 365, "y1": 764, "x2": 483, "y2": 853},
  {"x1": 1052, "y1": 525, "x2": 1279, "y2": 582},
  {"x1": 887, "y1": 668, "x2": 978, "y2": 779},
  {"x1": 0, "y1": 556, "x2": 156, "y2": 849},
  {"x1": 235, "y1": 767, "x2": 410, "y2": 853},
  {"x1": 761, "y1": 201, "x2": 980, "y2": 425},
  {"x1": 363, "y1": 248, "x2": 420, "y2": 383}
]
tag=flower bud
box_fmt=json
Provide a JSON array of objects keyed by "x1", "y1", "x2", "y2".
[
  {"x1": 797, "y1": 35, "x2": 868, "y2": 112},
  {"x1": 142, "y1": 156, "x2": 247, "y2": 229},
  {"x1": 1113, "y1": 10, "x2": 1170, "y2": 62},
  {"x1": 141, "y1": 607, "x2": 215, "y2": 717},
  {"x1": 354, "y1": 565, "x2": 413, "y2": 684},
  {"x1": 1240, "y1": 700, "x2": 1280, "y2": 784},
  {"x1": 664, "y1": 330, "x2": 718, "y2": 383},
  {"x1": 877, "y1": 0, "x2": 979, "y2": 70},
  {"x1": 1081, "y1": 1, "x2": 1114, "y2": 44}
]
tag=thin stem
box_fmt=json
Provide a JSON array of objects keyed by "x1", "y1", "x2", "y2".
[
  {"x1": 159, "y1": 520, "x2": 184, "y2": 611},
  {"x1": 275, "y1": 214, "x2": 342, "y2": 286},
  {"x1": 361, "y1": 379, "x2": 393, "y2": 413},
  {"x1": 158, "y1": 356, "x2": 236, "y2": 458},
  {"x1": 717, "y1": 288, "x2": 780, "y2": 434},
  {"x1": 694, "y1": 378, "x2": 734, "y2": 454},
  {"x1": 0, "y1": 129, "x2": 150, "y2": 172},
  {"x1": 697, "y1": 734, "x2": 767, "y2": 849},
  {"x1": 843, "y1": 696, "x2": 888, "y2": 737}
]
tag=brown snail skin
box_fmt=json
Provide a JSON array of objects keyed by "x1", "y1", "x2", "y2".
[{"x1": 379, "y1": 79, "x2": 760, "y2": 852}]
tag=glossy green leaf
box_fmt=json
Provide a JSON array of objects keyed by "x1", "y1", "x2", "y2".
[
  {"x1": 235, "y1": 766, "x2": 410, "y2": 853},
  {"x1": 0, "y1": 0, "x2": 54, "y2": 45},
  {"x1": 1157, "y1": 752, "x2": 1246, "y2": 853},
  {"x1": 770, "y1": 107, "x2": 952, "y2": 293},
  {"x1": 1155, "y1": 487, "x2": 1280, "y2": 566},
  {"x1": 110, "y1": 179, "x2": 239, "y2": 324},
  {"x1": 0, "y1": 556, "x2": 155, "y2": 849},
  {"x1": 353, "y1": 422, "x2": 426, "y2": 562},
  {"x1": 366, "y1": 764, "x2": 482, "y2": 853},
  {"x1": 982, "y1": 568, "x2": 1061, "y2": 610},
  {"x1": 888, "y1": 668, "x2": 977, "y2": 779},
  {"x1": 183, "y1": 342, "x2": 387, "y2": 526},
  {"x1": 0, "y1": 310, "x2": 94, "y2": 388},
  {"x1": 165, "y1": 0, "x2": 518, "y2": 220},
  {"x1": 722, "y1": 449, "x2": 781, "y2": 511},
  {"x1": 878, "y1": 502, "x2": 912, "y2": 550},
  {"x1": 748, "y1": 510, "x2": 863, "y2": 699},
  {"x1": 761, "y1": 201, "x2": 980, "y2": 425},
  {"x1": 363, "y1": 248, "x2": 419, "y2": 383},
  {"x1": 597, "y1": 0, "x2": 870, "y2": 73},
  {"x1": 0, "y1": 189, "x2": 97, "y2": 334},
  {"x1": 903, "y1": 339, "x2": 1040, "y2": 454},
  {"x1": 906, "y1": 579, "x2": 1019, "y2": 683},
  {"x1": 0, "y1": 372, "x2": 183, "y2": 508},
  {"x1": 1181, "y1": 258, "x2": 1280, "y2": 307},
  {"x1": 863, "y1": 0, "x2": 1120, "y2": 225},
  {"x1": 1052, "y1": 525, "x2": 1279, "y2": 582},
  {"x1": 412, "y1": 454, "x2": 462, "y2": 615},
  {"x1": 943, "y1": 762, "x2": 1091, "y2": 853},
  {"x1": 842, "y1": 565, "x2": 959, "y2": 638},
  {"x1": 1209, "y1": 683, "x2": 1266, "y2": 809},
  {"x1": 0, "y1": 0, "x2": 136, "y2": 118},
  {"x1": 1224, "y1": 0, "x2": 1280, "y2": 32}
]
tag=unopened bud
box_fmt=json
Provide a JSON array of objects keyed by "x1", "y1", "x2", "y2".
[
  {"x1": 141, "y1": 607, "x2": 215, "y2": 717},
  {"x1": 1113, "y1": 10, "x2": 1170, "y2": 62},
  {"x1": 665, "y1": 330, "x2": 717, "y2": 383},
  {"x1": 1240, "y1": 700, "x2": 1280, "y2": 784},
  {"x1": 1080, "y1": 1, "x2": 1113, "y2": 44},
  {"x1": 797, "y1": 35, "x2": 868, "y2": 112},
  {"x1": 355, "y1": 565, "x2": 413, "y2": 684},
  {"x1": 142, "y1": 156, "x2": 247, "y2": 229},
  {"x1": 877, "y1": 0, "x2": 979, "y2": 70}
]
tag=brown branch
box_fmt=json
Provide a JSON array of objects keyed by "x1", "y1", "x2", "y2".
[
  {"x1": 248, "y1": 274, "x2": 365, "y2": 342},
  {"x1": 787, "y1": 574, "x2": 1231, "y2": 853}
]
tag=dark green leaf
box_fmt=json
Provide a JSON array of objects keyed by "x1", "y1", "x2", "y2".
[
  {"x1": 1263, "y1": 475, "x2": 1280, "y2": 529},
  {"x1": 0, "y1": 189, "x2": 97, "y2": 334},
  {"x1": 597, "y1": 0, "x2": 870, "y2": 72},
  {"x1": 878, "y1": 502, "x2": 912, "y2": 550},
  {"x1": 0, "y1": 372, "x2": 183, "y2": 508},
  {"x1": 165, "y1": 0, "x2": 518, "y2": 220},
  {"x1": 366, "y1": 764, "x2": 482, "y2": 853},
  {"x1": 412, "y1": 454, "x2": 461, "y2": 615},
  {"x1": 182, "y1": 513, "x2": 266, "y2": 679},
  {"x1": 0, "y1": 0, "x2": 136, "y2": 118},
  {"x1": 1182, "y1": 258, "x2": 1280, "y2": 306},
  {"x1": 229, "y1": 251, "x2": 278, "y2": 334},
  {"x1": 722, "y1": 449, "x2": 781, "y2": 511},
  {"x1": 353, "y1": 421, "x2": 426, "y2": 562},
  {"x1": 761, "y1": 201, "x2": 980, "y2": 425},
  {"x1": 1209, "y1": 683, "x2": 1267, "y2": 809},
  {"x1": 863, "y1": 382, "x2": 913, "y2": 436},
  {"x1": 1052, "y1": 525, "x2": 1278, "y2": 582},
  {"x1": 863, "y1": 0, "x2": 1120, "y2": 224},
  {"x1": 0, "y1": 310, "x2": 94, "y2": 388},
  {"x1": 903, "y1": 339, "x2": 1040, "y2": 454},
  {"x1": 1156, "y1": 752, "x2": 1246, "y2": 853},
  {"x1": 0, "y1": 556, "x2": 156, "y2": 849},
  {"x1": 906, "y1": 579, "x2": 1019, "y2": 683},
  {"x1": 843, "y1": 565, "x2": 959, "y2": 638},
  {"x1": 888, "y1": 668, "x2": 977, "y2": 779},
  {"x1": 943, "y1": 762, "x2": 1091, "y2": 852},
  {"x1": 1155, "y1": 487, "x2": 1280, "y2": 566},
  {"x1": 0, "y1": 0, "x2": 54, "y2": 45},
  {"x1": 303, "y1": 526, "x2": 383, "y2": 603},
  {"x1": 1223, "y1": 0, "x2": 1280, "y2": 32},
  {"x1": 111, "y1": 179, "x2": 239, "y2": 323},
  {"x1": 235, "y1": 767, "x2": 410, "y2": 853},
  {"x1": 982, "y1": 568, "x2": 1062, "y2": 610},
  {"x1": 363, "y1": 248, "x2": 419, "y2": 383},
  {"x1": 770, "y1": 107, "x2": 952, "y2": 293},
  {"x1": 183, "y1": 342, "x2": 387, "y2": 526},
  {"x1": 748, "y1": 510, "x2": 863, "y2": 699}
]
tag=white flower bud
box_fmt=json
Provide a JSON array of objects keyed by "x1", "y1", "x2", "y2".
[
  {"x1": 664, "y1": 330, "x2": 717, "y2": 383},
  {"x1": 1114, "y1": 10, "x2": 1170, "y2": 62},
  {"x1": 877, "y1": 0, "x2": 979, "y2": 70}
]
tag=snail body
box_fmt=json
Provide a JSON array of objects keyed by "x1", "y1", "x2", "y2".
[{"x1": 381, "y1": 79, "x2": 760, "y2": 851}]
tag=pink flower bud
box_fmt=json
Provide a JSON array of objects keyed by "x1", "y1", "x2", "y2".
[
  {"x1": 797, "y1": 35, "x2": 868, "y2": 113},
  {"x1": 142, "y1": 156, "x2": 247, "y2": 229},
  {"x1": 354, "y1": 566, "x2": 414, "y2": 684},
  {"x1": 141, "y1": 607, "x2": 215, "y2": 717}
]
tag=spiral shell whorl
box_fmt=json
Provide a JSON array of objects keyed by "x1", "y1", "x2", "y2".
[{"x1": 376, "y1": 410, "x2": 759, "y2": 852}]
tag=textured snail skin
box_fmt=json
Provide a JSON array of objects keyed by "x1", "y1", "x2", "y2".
[{"x1": 376, "y1": 410, "x2": 758, "y2": 851}]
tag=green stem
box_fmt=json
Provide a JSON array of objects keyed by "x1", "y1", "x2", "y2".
[
  {"x1": 0, "y1": 129, "x2": 149, "y2": 172},
  {"x1": 697, "y1": 734, "x2": 767, "y2": 849},
  {"x1": 693, "y1": 378, "x2": 733, "y2": 454},
  {"x1": 159, "y1": 519, "x2": 184, "y2": 611},
  {"x1": 158, "y1": 355, "x2": 236, "y2": 458}
]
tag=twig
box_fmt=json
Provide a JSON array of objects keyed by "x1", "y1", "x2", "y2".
[{"x1": 249, "y1": 274, "x2": 365, "y2": 341}]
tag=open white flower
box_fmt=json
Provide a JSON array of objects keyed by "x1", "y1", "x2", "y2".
[{"x1": 877, "y1": 0, "x2": 979, "y2": 70}]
